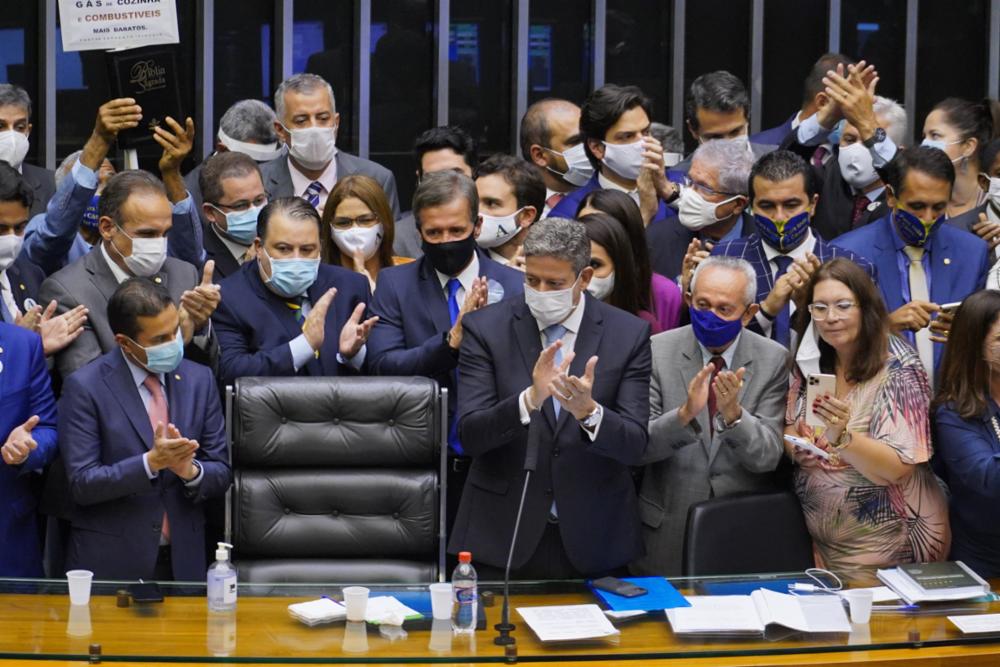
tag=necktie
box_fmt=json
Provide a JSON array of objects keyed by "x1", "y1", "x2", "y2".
[
  {"x1": 811, "y1": 145, "x2": 830, "y2": 168},
  {"x1": 772, "y1": 255, "x2": 793, "y2": 347},
  {"x1": 543, "y1": 323, "x2": 568, "y2": 418},
  {"x1": 304, "y1": 181, "x2": 323, "y2": 209},
  {"x1": 142, "y1": 375, "x2": 171, "y2": 543},
  {"x1": 446, "y1": 278, "x2": 461, "y2": 325},
  {"x1": 851, "y1": 193, "x2": 870, "y2": 228},
  {"x1": 904, "y1": 245, "x2": 934, "y2": 379},
  {"x1": 706, "y1": 355, "x2": 726, "y2": 433},
  {"x1": 545, "y1": 192, "x2": 564, "y2": 210}
]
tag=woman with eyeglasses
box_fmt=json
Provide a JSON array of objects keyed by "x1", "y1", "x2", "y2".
[
  {"x1": 933, "y1": 290, "x2": 1000, "y2": 576},
  {"x1": 785, "y1": 258, "x2": 949, "y2": 572},
  {"x1": 321, "y1": 175, "x2": 413, "y2": 290}
]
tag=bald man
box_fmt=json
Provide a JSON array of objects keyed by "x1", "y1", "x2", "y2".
[{"x1": 519, "y1": 99, "x2": 590, "y2": 217}]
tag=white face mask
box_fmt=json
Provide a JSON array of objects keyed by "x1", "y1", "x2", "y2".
[
  {"x1": 111, "y1": 225, "x2": 167, "y2": 277},
  {"x1": 921, "y1": 137, "x2": 968, "y2": 164},
  {"x1": 477, "y1": 208, "x2": 524, "y2": 249},
  {"x1": 837, "y1": 142, "x2": 879, "y2": 190},
  {"x1": 217, "y1": 129, "x2": 284, "y2": 163},
  {"x1": 0, "y1": 233, "x2": 23, "y2": 272},
  {"x1": 332, "y1": 223, "x2": 383, "y2": 262},
  {"x1": 0, "y1": 130, "x2": 29, "y2": 170},
  {"x1": 601, "y1": 139, "x2": 645, "y2": 181},
  {"x1": 586, "y1": 271, "x2": 615, "y2": 301},
  {"x1": 544, "y1": 143, "x2": 594, "y2": 187},
  {"x1": 981, "y1": 173, "x2": 1000, "y2": 209},
  {"x1": 284, "y1": 125, "x2": 337, "y2": 170},
  {"x1": 677, "y1": 185, "x2": 740, "y2": 231},
  {"x1": 524, "y1": 277, "x2": 579, "y2": 328}
]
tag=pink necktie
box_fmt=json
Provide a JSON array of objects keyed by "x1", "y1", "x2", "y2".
[{"x1": 143, "y1": 375, "x2": 170, "y2": 542}]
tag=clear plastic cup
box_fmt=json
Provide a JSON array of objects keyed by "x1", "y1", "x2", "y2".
[
  {"x1": 342, "y1": 586, "x2": 369, "y2": 623},
  {"x1": 66, "y1": 570, "x2": 93, "y2": 606},
  {"x1": 844, "y1": 589, "x2": 874, "y2": 624}
]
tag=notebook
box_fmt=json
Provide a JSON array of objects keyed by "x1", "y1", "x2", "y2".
[
  {"x1": 878, "y1": 562, "x2": 990, "y2": 604},
  {"x1": 664, "y1": 590, "x2": 850, "y2": 636}
]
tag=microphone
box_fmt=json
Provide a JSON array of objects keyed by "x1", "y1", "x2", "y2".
[{"x1": 494, "y1": 413, "x2": 542, "y2": 647}]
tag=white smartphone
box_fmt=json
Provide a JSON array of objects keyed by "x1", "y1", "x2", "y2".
[
  {"x1": 783, "y1": 434, "x2": 832, "y2": 460},
  {"x1": 805, "y1": 373, "x2": 837, "y2": 428}
]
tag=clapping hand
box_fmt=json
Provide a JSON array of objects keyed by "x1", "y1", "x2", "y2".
[
  {"x1": 713, "y1": 367, "x2": 747, "y2": 425},
  {"x1": 447, "y1": 276, "x2": 488, "y2": 350},
  {"x1": 528, "y1": 340, "x2": 574, "y2": 410},
  {"x1": 550, "y1": 356, "x2": 599, "y2": 420},
  {"x1": 338, "y1": 302, "x2": 379, "y2": 359},
  {"x1": 180, "y1": 261, "x2": 221, "y2": 334}
]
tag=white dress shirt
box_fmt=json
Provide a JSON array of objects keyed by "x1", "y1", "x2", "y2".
[
  {"x1": 597, "y1": 172, "x2": 640, "y2": 207},
  {"x1": 434, "y1": 251, "x2": 480, "y2": 303},
  {"x1": 0, "y1": 270, "x2": 21, "y2": 320},
  {"x1": 288, "y1": 155, "x2": 338, "y2": 214}
]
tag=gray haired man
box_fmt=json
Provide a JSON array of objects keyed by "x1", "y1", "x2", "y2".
[
  {"x1": 259, "y1": 73, "x2": 399, "y2": 217},
  {"x1": 630, "y1": 255, "x2": 788, "y2": 576},
  {"x1": 0, "y1": 83, "x2": 55, "y2": 217},
  {"x1": 448, "y1": 217, "x2": 652, "y2": 579}
]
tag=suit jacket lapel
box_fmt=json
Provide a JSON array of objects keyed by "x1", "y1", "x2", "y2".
[
  {"x1": 512, "y1": 301, "x2": 552, "y2": 429},
  {"x1": 679, "y1": 334, "x2": 712, "y2": 457},
  {"x1": 103, "y1": 352, "x2": 154, "y2": 449},
  {"x1": 929, "y1": 229, "x2": 952, "y2": 305},
  {"x1": 204, "y1": 227, "x2": 241, "y2": 278},
  {"x1": 246, "y1": 260, "x2": 307, "y2": 346},
  {"x1": 750, "y1": 238, "x2": 774, "y2": 296},
  {"x1": 418, "y1": 258, "x2": 453, "y2": 333},
  {"x1": 84, "y1": 247, "x2": 122, "y2": 303},
  {"x1": 872, "y1": 219, "x2": 903, "y2": 311}
]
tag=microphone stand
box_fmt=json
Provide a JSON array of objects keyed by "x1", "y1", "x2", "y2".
[{"x1": 494, "y1": 418, "x2": 540, "y2": 649}]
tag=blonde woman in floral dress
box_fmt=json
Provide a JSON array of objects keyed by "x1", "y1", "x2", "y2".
[{"x1": 784, "y1": 258, "x2": 949, "y2": 574}]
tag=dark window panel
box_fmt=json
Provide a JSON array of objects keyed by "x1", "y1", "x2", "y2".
[
  {"x1": 292, "y1": 0, "x2": 356, "y2": 154},
  {"x1": 449, "y1": 0, "x2": 514, "y2": 156},
  {"x1": 606, "y1": 1, "x2": 670, "y2": 128},
  {"x1": 370, "y1": 0, "x2": 435, "y2": 209},
  {"x1": 213, "y1": 0, "x2": 274, "y2": 149},
  {"x1": 840, "y1": 0, "x2": 906, "y2": 112},
  {"x1": 915, "y1": 0, "x2": 988, "y2": 144},
  {"x1": 528, "y1": 1, "x2": 592, "y2": 107},
  {"x1": 0, "y1": 3, "x2": 41, "y2": 166},
  {"x1": 761, "y1": 0, "x2": 828, "y2": 133}
]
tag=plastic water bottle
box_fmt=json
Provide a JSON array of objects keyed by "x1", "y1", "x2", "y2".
[
  {"x1": 207, "y1": 542, "x2": 238, "y2": 612},
  {"x1": 451, "y1": 551, "x2": 478, "y2": 634}
]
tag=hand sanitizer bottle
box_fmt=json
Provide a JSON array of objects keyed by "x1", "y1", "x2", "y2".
[{"x1": 207, "y1": 542, "x2": 237, "y2": 612}]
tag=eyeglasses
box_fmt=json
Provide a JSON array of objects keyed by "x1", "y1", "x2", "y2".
[
  {"x1": 807, "y1": 301, "x2": 858, "y2": 320},
  {"x1": 682, "y1": 175, "x2": 737, "y2": 199},
  {"x1": 210, "y1": 193, "x2": 269, "y2": 212},
  {"x1": 331, "y1": 213, "x2": 380, "y2": 230}
]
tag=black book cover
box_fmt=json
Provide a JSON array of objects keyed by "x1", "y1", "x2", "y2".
[{"x1": 106, "y1": 46, "x2": 184, "y2": 150}]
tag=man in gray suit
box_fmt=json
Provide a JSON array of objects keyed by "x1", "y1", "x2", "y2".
[
  {"x1": 631, "y1": 256, "x2": 787, "y2": 576},
  {"x1": 259, "y1": 73, "x2": 399, "y2": 219},
  {"x1": 0, "y1": 84, "x2": 55, "y2": 218},
  {"x1": 39, "y1": 170, "x2": 219, "y2": 380}
]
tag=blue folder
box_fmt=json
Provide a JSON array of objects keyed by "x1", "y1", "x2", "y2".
[{"x1": 589, "y1": 576, "x2": 691, "y2": 612}]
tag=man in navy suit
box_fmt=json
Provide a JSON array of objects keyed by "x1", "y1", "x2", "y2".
[
  {"x1": 0, "y1": 322, "x2": 57, "y2": 577},
  {"x1": 833, "y1": 147, "x2": 990, "y2": 382},
  {"x1": 212, "y1": 197, "x2": 376, "y2": 386},
  {"x1": 369, "y1": 171, "x2": 524, "y2": 529},
  {"x1": 713, "y1": 150, "x2": 874, "y2": 347},
  {"x1": 197, "y1": 151, "x2": 268, "y2": 280},
  {"x1": 549, "y1": 85, "x2": 678, "y2": 225},
  {"x1": 449, "y1": 218, "x2": 651, "y2": 579},
  {"x1": 59, "y1": 279, "x2": 231, "y2": 580}
]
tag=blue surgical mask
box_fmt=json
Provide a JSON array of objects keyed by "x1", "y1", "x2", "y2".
[
  {"x1": 212, "y1": 203, "x2": 264, "y2": 245},
  {"x1": 262, "y1": 248, "x2": 320, "y2": 298},
  {"x1": 689, "y1": 306, "x2": 744, "y2": 349},
  {"x1": 753, "y1": 210, "x2": 811, "y2": 252},
  {"x1": 131, "y1": 327, "x2": 184, "y2": 374},
  {"x1": 893, "y1": 207, "x2": 943, "y2": 247}
]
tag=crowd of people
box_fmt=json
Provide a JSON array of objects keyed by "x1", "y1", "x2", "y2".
[{"x1": 2, "y1": 51, "x2": 1000, "y2": 583}]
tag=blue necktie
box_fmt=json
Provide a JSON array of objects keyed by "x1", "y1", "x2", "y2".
[
  {"x1": 304, "y1": 181, "x2": 323, "y2": 209},
  {"x1": 772, "y1": 255, "x2": 793, "y2": 347},
  {"x1": 446, "y1": 278, "x2": 463, "y2": 455},
  {"x1": 543, "y1": 323, "x2": 568, "y2": 418}
]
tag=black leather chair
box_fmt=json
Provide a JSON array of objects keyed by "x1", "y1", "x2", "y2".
[
  {"x1": 226, "y1": 376, "x2": 447, "y2": 583},
  {"x1": 682, "y1": 491, "x2": 814, "y2": 577}
]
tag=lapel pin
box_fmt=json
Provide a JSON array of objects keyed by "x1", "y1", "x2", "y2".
[
  {"x1": 153, "y1": 276, "x2": 163, "y2": 284},
  {"x1": 18, "y1": 283, "x2": 25, "y2": 291},
  {"x1": 174, "y1": 374, "x2": 181, "y2": 381},
  {"x1": 867, "y1": 201, "x2": 879, "y2": 212},
  {"x1": 944, "y1": 258, "x2": 951, "y2": 265}
]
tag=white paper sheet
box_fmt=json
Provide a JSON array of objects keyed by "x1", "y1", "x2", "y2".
[
  {"x1": 516, "y1": 604, "x2": 620, "y2": 642},
  {"x1": 665, "y1": 596, "x2": 765, "y2": 634},
  {"x1": 949, "y1": 614, "x2": 1000, "y2": 634}
]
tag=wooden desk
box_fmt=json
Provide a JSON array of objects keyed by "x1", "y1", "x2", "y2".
[{"x1": 1, "y1": 579, "x2": 999, "y2": 665}]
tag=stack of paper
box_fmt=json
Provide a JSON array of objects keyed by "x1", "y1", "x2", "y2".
[
  {"x1": 948, "y1": 613, "x2": 1000, "y2": 634},
  {"x1": 665, "y1": 589, "x2": 850, "y2": 636},
  {"x1": 878, "y1": 563, "x2": 991, "y2": 605},
  {"x1": 288, "y1": 598, "x2": 347, "y2": 626},
  {"x1": 516, "y1": 604, "x2": 620, "y2": 642}
]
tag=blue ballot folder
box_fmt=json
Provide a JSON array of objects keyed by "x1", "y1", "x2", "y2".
[{"x1": 589, "y1": 576, "x2": 691, "y2": 612}]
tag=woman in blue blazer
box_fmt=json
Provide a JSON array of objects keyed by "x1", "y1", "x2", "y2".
[
  {"x1": 0, "y1": 322, "x2": 58, "y2": 577},
  {"x1": 933, "y1": 289, "x2": 1000, "y2": 577}
]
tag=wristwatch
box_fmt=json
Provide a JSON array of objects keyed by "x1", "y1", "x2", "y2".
[
  {"x1": 579, "y1": 404, "x2": 602, "y2": 430},
  {"x1": 713, "y1": 412, "x2": 742, "y2": 433},
  {"x1": 862, "y1": 127, "x2": 886, "y2": 149}
]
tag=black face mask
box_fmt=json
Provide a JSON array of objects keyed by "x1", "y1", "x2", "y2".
[{"x1": 422, "y1": 233, "x2": 477, "y2": 276}]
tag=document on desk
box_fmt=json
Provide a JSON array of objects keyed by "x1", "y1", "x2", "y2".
[
  {"x1": 948, "y1": 613, "x2": 1000, "y2": 634},
  {"x1": 516, "y1": 604, "x2": 621, "y2": 642},
  {"x1": 665, "y1": 590, "x2": 850, "y2": 635}
]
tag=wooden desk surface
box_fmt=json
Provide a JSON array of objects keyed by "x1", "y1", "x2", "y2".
[{"x1": 2, "y1": 585, "x2": 1000, "y2": 665}]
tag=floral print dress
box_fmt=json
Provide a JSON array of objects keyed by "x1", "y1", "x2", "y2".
[{"x1": 786, "y1": 336, "x2": 950, "y2": 574}]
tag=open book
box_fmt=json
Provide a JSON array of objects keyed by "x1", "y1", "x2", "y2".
[{"x1": 665, "y1": 589, "x2": 851, "y2": 635}]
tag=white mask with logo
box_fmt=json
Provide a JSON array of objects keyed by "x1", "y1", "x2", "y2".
[{"x1": 477, "y1": 208, "x2": 524, "y2": 249}]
